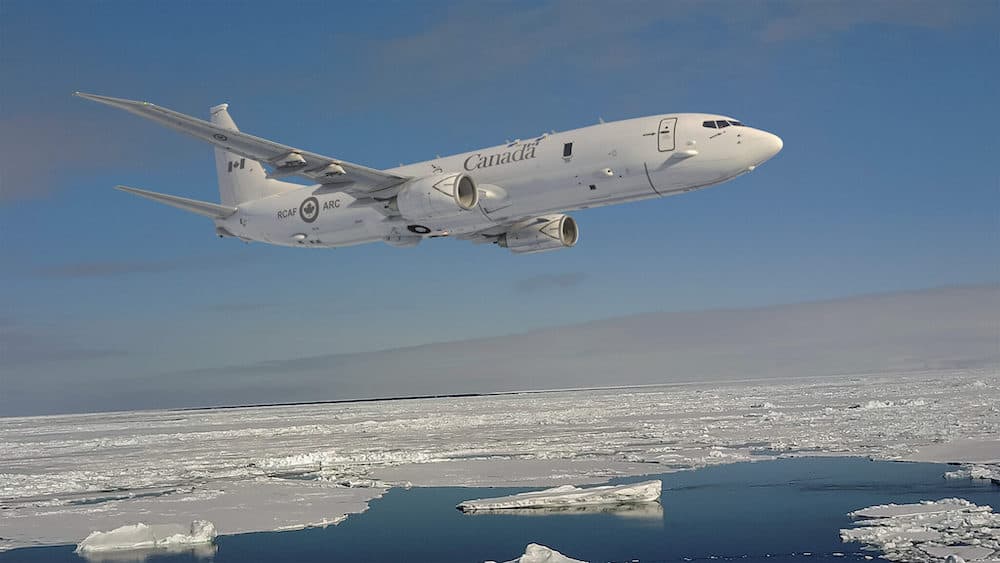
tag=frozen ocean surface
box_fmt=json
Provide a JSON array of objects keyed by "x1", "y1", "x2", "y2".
[
  {"x1": 3, "y1": 457, "x2": 998, "y2": 562},
  {"x1": 842, "y1": 498, "x2": 999, "y2": 562},
  {"x1": 0, "y1": 369, "x2": 997, "y2": 557}
]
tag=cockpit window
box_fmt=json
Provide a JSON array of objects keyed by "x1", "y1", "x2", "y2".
[{"x1": 705, "y1": 119, "x2": 745, "y2": 129}]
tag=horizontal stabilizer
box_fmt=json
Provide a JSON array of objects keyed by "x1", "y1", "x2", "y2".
[{"x1": 115, "y1": 185, "x2": 237, "y2": 219}]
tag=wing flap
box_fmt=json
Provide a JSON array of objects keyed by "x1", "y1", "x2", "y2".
[{"x1": 76, "y1": 92, "x2": 408, "y2": 195}]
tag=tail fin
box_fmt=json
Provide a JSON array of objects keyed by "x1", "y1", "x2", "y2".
[{"x1": 210, "y1": 104, "x2": 296, "y2": 205}]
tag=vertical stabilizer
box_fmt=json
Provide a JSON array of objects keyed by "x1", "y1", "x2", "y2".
[{"x1": 210, "y1": 104, "x2": 295, "y2": 205}]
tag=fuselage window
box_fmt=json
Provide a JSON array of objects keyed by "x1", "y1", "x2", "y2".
[
  {"x1": 563, "y1": 142, "x2": 573, "y2": 157},
  {"x1": 702, "y1": 120, "x2": 717, "y2": 128}
]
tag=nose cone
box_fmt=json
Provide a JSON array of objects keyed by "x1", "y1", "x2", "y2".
[
  {"x1": 746, "y1": 129, "x2": 783, "y2": 166},
  {"x1": 763, "y1": 131, "x2": 783, "y2": 156}
]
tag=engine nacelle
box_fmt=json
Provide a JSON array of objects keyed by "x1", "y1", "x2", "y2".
[
  {"x1": 498, "y1": 214, "x2": 579, "y2": 254},
  {"x1": 393, "y1": 172, "x2": 479, "y2": 222}
]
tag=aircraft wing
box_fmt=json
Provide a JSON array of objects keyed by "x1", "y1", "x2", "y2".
[
  {"x1": 455, "y1": 220, "x2": 523, "y2": 244},
  {"x1": 75, "y1": 93, "x2": 408, "y2": 196}
]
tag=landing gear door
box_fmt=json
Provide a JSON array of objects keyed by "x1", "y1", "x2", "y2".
[{"x1": 657, "y1": 118, "x2": 677, "y2": 152}]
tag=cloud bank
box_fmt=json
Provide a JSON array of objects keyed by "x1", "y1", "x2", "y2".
[{"x1": 3, "y1": 285, "x2": 995, "y2": 415}]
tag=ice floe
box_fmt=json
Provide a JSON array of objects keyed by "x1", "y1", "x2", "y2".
[
  {"x1": 1, "y1": 479, "x2": 379, "y2": 554},
  {"x1": 491, "y1": 543, "x2": 586, "y2": 563},
  {"x1": 905, "y1": 438, "x2": 1000, "y2": 465},
  {"x1": 458, "y1": 480, "x2": 661, "y2": 512},
  {"x1": 943, "y1": 464, "x2": 1000, "y2": 485},
  {"x1": 75, "y1": 520, "x2": 216, "y2": 553},
  {"x1": 841, "y1": 498, "x2": 1000, "y2": 562}
]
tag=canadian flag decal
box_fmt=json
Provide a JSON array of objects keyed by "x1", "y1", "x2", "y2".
[{"x1": 227, "y1": 158, "x2": 246, "y2": 173}]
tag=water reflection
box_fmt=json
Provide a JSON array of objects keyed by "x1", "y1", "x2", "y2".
[
  {"x1": 459, "y1": 501, "x2": 664, "y2": 519},
  {"x1": 78, "y1": 544, "x2": 217, "y2": 563}
]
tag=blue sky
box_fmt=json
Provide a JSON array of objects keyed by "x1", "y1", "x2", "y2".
[{"x1": 1, "y1": 1, "x2": 997, "y2": 414}]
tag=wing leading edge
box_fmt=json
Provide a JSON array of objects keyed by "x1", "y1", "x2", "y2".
[{"x1": 75, "y1": 92, "x2": 408, "y2": 197}]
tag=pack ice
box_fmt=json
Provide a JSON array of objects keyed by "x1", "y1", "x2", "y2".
[
  {"x1": 458, "y1": 480, "x2": 661, "y2": 512},
  {"x1": 1, "y1": 369, "x2": 997, "y2": 552},
  {"x1": 75, "y1": 520, "x2": 216, "y2": 553},
  {"x1": 944, "y1": 464, "x2": 1000, "y2": 485},
  {"x1": 841, "y1": 498, "x2": 1000, "y2": 562}
]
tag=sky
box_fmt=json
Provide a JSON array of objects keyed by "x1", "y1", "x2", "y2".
[{"x1": 0, "y1": 1, "x2": 998, "y2": 415}]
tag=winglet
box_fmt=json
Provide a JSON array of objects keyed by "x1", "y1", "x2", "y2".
[{"x1": 74, "y1": 92, "x2": 154, "y2": 113}]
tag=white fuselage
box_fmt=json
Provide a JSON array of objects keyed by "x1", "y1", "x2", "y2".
[{"x1": 221, "y1": 113, "x2": 782, "y2": 248}]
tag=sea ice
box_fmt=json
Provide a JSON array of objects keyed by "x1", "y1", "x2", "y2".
[
  {"x1": 841, "y1": 498, "x2": 1000, "y2": 562},
  {"x1": 458, "y1": 480, "x2": 661, "y2": 512},
  {"x1": 75, "y1": 520, "x2": 216, "y2": 553},
  {"x1": 492, "y1": 543, "x2": 586, "y2": 563},
  {"x1": 943, "y1": 464, "x2": 1000, "y2": 484},
  {"x1": 849, "y1": 498, "x2": 990, "y2": 519},
  {"x1": 905, "y1": 439, "x2": 1000, "y2": 465},
  {"x1": 1, "y1": 369, "x2": 997, "y2": 552}
]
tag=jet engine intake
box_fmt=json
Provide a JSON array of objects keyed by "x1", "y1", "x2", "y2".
[
  {"x1": 393, "y1": 172, "x2": 479, "y2": 221},
  {"x1": 498, "y1": 214, "x2": 578, "y2": 254}
]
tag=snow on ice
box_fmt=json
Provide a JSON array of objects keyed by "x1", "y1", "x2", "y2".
[
  {"x1": 906, "y1": 439, "x2": 1000, "y2": 465},
  {"x1": 75, "y1": 520, "x2": 216, "y2": 553},
  {"x1": 1, "y1": 369, "x2": 997, "y2": 551},
  {"x1": 841, "y1": 498, "x2": 1000, "y2": 562},
  {"x1": 458, "y1": 480, "x2": 661, "y2": 512}
]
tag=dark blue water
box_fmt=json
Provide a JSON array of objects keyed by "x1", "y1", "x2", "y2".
[{"x1": 4, "y1": 458, "x2": 997, "y2": 562}]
